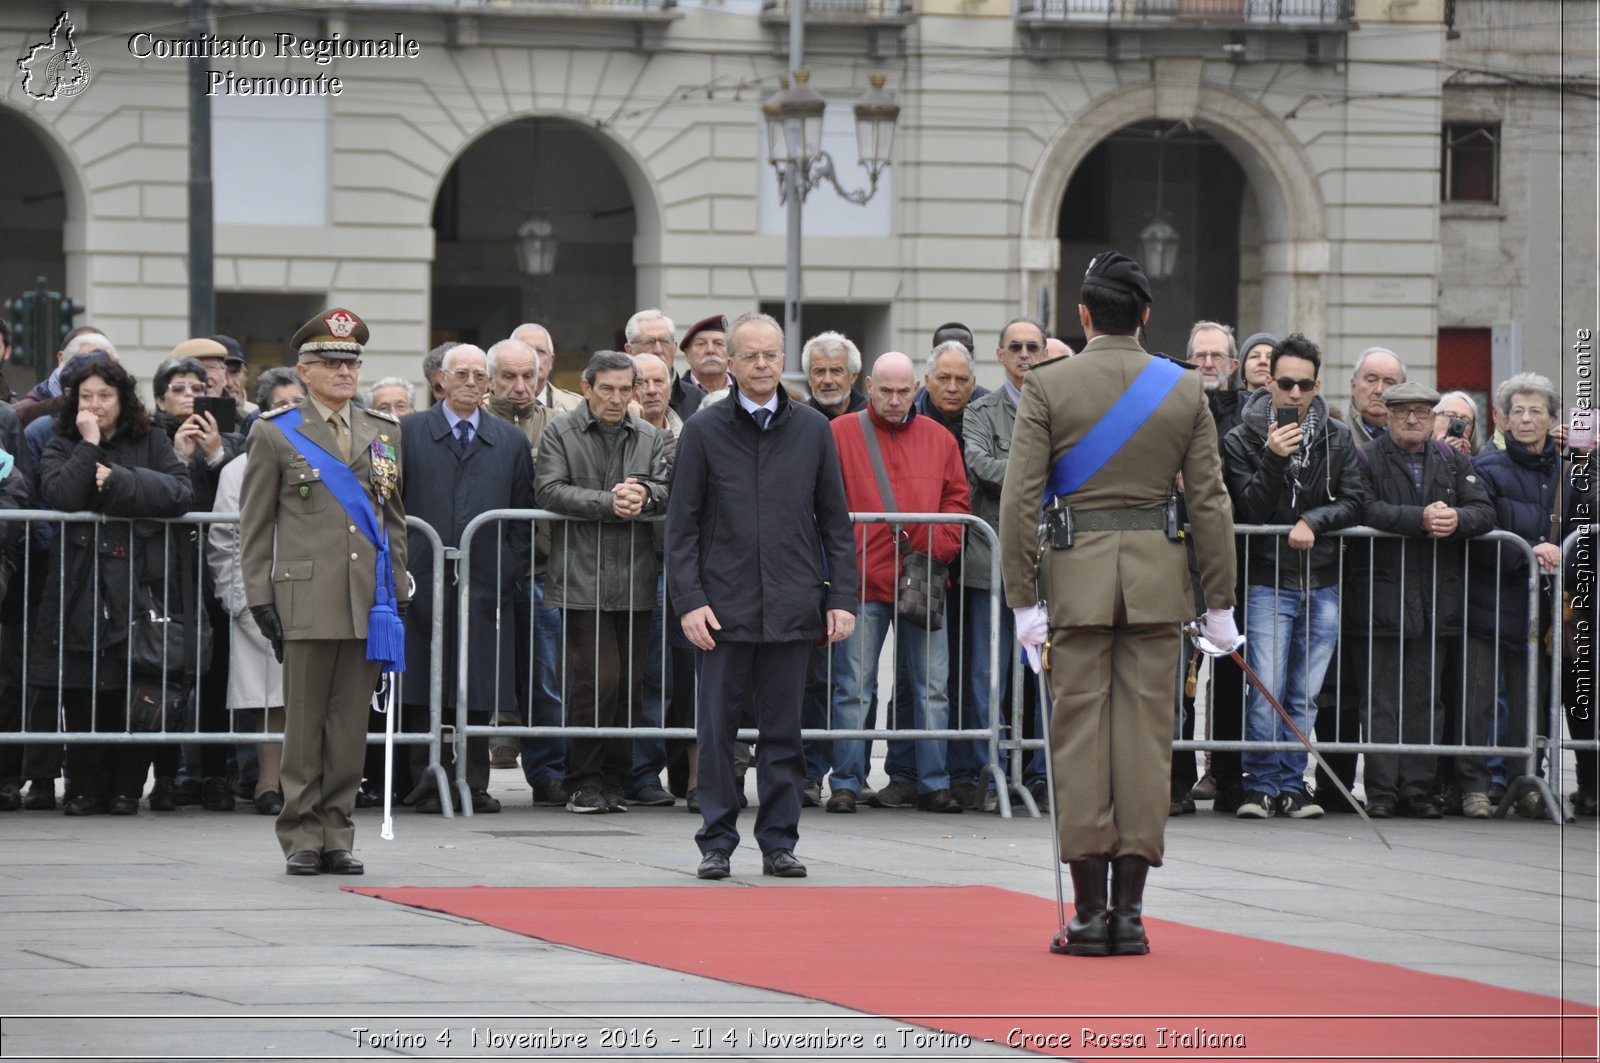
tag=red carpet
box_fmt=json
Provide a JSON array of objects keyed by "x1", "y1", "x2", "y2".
[{"x1": 349, "y1": 885, "x2": 1596, "y2": 1061}]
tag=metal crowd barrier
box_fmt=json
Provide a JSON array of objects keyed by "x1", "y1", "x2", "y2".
[
  {"x1": 447, "y1": 510, "x2": 1009, "y2": 816},
  {"x1": 1003, "y1": 524, "x2": 1556, "y2": 822},
  {"x1": 1554, "y1": 524, "x2": 1598, "y2": 819},
  {"x1": 0, "y1": 511, "x2": 450, "y2": 814}
]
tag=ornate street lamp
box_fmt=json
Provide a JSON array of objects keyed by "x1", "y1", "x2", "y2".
[
  {"x1": 1138, "y1": 127, "x2": 1180, "y2": 282},
  {"x1": 762, "y1": 68, "x2": 900, "y2": 374}
]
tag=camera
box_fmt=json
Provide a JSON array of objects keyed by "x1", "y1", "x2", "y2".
[{"x1": 1446, "y1": 417, "x2": 1466, "y2": 439}]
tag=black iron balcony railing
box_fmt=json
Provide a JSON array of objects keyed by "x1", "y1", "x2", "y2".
[
  {"x1": 761, "y1": 0, "x2": 915, "y2": 20},
  {"x1": 1017, "y1": 0, "x2": 1355, "y2": 25}
]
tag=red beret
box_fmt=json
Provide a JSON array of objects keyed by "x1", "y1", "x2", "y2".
[{"x1": 679, "y1": 314, "x2": 728, "y2": 351}]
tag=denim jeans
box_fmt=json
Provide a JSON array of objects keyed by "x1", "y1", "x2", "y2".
[
  {"x1": 1242, "y1": 583, "x2": 1339, "y2": 798},
  {"x1": 629, "y1": 577, "x2": 670, "y2": 794},
  {"x1": 947, "y1": 585, "x2": 1011, "y2": 788},
  {"x1": 829, "y1": 600, "x2": 950, "y2": 795},
  {"x1": 519, "y1": 575, "x2": 568, "y2": 787}
]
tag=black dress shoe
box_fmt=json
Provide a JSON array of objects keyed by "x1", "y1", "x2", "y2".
[
  {"x1": 108, "y1": 795, "x2": 139, "y2": 816},
  {"x1": 285, "y1": 850, "x2": 321, "y2": 876},
  {"x1": 471, "y1": 789, "x2": 502, "y2": 814},
  {"x1": 148, "y1": 776, "x2": 177, "y2": 812},
  {"x1": 253, "y1": 790, "x2": 283, "y2": 816},
  {"x1": 354, "y1": 784, "x2": 382, "y2": 809},
  {"x1": 1366, "y1": 796, "x2": 1396, "y2": 819},
  {"x1": 1400, "y1": 795, "x2": 1442, "y2": 820},
  {"x1": 697, "y1": 849, "x2": 731, "y2": 880},
  {"x1": 24, "y1": 782, "x2": 56, "y2": 811},
  {"x1": 321, "y1": 849, "x2": 364, "y2": 875},
  {"x1": 0, "y1": 783, "x2": 21, "y2": 812},
  {"x1": 413, "y1": 793, "x2": 444, "y2": 814},
  {"x1": 63, "y1": 795, "x2": 107, "y2": 816},
  {"x1": 761, "y1": 848, "x2": 807, "y2": 878}
]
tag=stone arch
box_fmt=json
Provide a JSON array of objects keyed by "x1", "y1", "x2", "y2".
[
  {"x1": 1020, "y1": 81, "x2": 1327, "y2": 338},
  {"x1": 429, "y1": 108, "x2": 666, "y2": 300},
  {"x1": 0, "y1": 100, "x2": 91, "y2": 313}
]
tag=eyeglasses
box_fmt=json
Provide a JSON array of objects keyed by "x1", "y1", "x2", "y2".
[
  {"x1": 736, "y1": 350, "x2": 784, "y2": 365},
  {"x1": 1005, "y1": 341, "x2": 1042, "y2": 355},
  {"x1": 313, "y1": 358, "x2": 362, "y2": 371},
  {"x1": 1274, "y1": 377, "x2": 1317, "y2": 394},
  {"x1": 449, "y1": 369, "x2": 489, "y2": 384},
  {"x1": 1396, "y1": 406, "x2": 1434, "y2": 422},
  {"x1": 637, "y1": 337, "x2": 675, "y2": 351},
  {"x1": 1192, "y1": 352, "x2": 1232, "y2": 365},
  {"x1": 164, "y1": 382, "x2": 205, "y2": 395}
]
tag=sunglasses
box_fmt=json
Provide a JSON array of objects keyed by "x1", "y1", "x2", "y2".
[
  {"x1": 1006, "y1": 341, "x2": 1042, "y2": 354},
  {"x1": 1274, "y1": 377, "x2": 1317, "y2": 394}
]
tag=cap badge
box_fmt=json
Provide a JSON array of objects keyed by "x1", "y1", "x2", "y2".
[{"x1": 324, "y1": 310, "x2": 358, "y2": 338}]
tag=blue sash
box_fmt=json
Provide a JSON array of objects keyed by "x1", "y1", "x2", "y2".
[
  {"x1": 273, "y1": 407, "x2": 405, "y2": 671},
  {"x1": 1046, "y1": 356, "x2": 1184, "y2": 504}
]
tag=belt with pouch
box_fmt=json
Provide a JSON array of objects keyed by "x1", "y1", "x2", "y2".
[{"x1": 1072, "y1": 508, "x2": 1166, "y2": 533}]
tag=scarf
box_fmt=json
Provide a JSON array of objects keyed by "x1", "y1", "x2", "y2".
[{"x1": 1241, "y1": 388, "x2": 1327, "y2": 509}]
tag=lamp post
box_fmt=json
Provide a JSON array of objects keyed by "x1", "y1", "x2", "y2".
[
  {"x1": 1137, "y1": 126, "x2": 1180, "y2": 283},
  {"x1": 761, "y1": 11, "x2": 899, "y2": 376}
]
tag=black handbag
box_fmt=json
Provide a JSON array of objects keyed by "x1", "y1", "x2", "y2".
[
  {"x1": 126, "y1": 677, "x2": 194, "y2": 733},
  {"x1": 128, "y1": 551, "x2": 211, "y2": 678},
  {"x1": 856, "y1": 411, "x2": 948, "y2": 631}
]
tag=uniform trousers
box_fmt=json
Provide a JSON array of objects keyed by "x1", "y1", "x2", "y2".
[
  {"x1": 1046, "y1": 621, "x2": 1178, "y2": 865},
  {"x1": 277, "y1": 639, "x2": 379, "y2": 857},
  {"x1": 694, "y1": 639, "x2": 810, "y2": 856}
]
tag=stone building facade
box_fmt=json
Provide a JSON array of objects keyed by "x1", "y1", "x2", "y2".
[{"x1": 0, "y1": 0, "x2": 1591, "y2": 407}]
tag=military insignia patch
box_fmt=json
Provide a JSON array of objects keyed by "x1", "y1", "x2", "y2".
[{"x1": 325, "y1": 309, "x2": 358, "y2": 338}]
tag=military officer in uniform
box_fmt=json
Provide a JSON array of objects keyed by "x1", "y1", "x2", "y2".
[
  {"x1": 999, "y1": 253, "x2": 1238, "y2": 956},
  {"x1": 240, "y1": 309, "x2": 408, "y2": 876}
]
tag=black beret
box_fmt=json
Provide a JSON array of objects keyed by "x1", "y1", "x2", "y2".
[
  {"x1": 1082, "y1": 251, "x2": 1153, "y2": 308},
  {"x1": 210, "y1": 334, "x2": 246, "y2": 366}
]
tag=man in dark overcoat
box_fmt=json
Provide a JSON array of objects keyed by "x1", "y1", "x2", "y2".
[{"x1": 399, "y1": 343, "x2": 534, "y2": 814}]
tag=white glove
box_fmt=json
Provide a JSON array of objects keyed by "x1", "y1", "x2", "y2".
[
  {"x1": 1014, "y1": 604, "x2": 1048, "y2": 674},
  {"x1": 1194, "y1": 607, "x2": 1245, "y2": 658}
]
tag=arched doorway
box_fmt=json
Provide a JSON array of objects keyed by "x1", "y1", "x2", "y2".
[
  {"x1": 430, "y1": 117, "x2": 640, "y2": 387},
  {"x1": 0, "y1": 105, "x2": 72, "y2": 392},
  {"x1": 1057, "y1": 121, "x2": 1248, "y2": 358},
  {"x1": 1022, "y1": 82, "x2": 1327, "y2": 359}
]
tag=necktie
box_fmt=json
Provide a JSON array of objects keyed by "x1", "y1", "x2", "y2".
[
  {"x1": 753, "y1": 408, "x2": 772, "y2": 430},
  {"x1": 456, "y1": 419, "x2": 473, "y2": 450},
  {"x1": 328, "y1": 414, "x2": 349, "y2": 461}
]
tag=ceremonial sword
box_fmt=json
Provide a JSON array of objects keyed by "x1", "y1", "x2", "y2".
[{"x1": 1182, "y1": 621, "x2": 1391, "y2": 850}]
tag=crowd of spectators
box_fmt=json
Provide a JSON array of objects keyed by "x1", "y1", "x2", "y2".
[{"x1": 0, "y1": 311, "x2": 1591, "y2": 821}]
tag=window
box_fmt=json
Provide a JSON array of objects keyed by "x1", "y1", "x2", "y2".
[{"x1": 1442, "y1": 122, "x2": 1499, "y2": 203}]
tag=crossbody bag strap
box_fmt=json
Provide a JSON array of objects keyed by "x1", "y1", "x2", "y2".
[{"x1": 857, "y1": 410, "x2": 899, "y2": 512}]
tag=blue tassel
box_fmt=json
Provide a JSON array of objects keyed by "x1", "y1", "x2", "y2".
[{"x1": 367, "y1": 601, "x2": 406, "y2": 673}]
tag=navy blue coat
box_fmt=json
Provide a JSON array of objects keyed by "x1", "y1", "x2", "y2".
[
  {"x1": 665, "y1": 385, "x2": 857, "y2": 643},
  {"x1": 1467, "y1": 438, "x2": 1564, "y2": 647},
  {"x1": 399, "y1": 405, "x2": 534, "y2": 713}
]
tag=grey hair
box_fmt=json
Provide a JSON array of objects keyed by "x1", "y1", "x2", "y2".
[
  {"x1": 582, "y1": 349, "x2": 637, "y2": 387},
  {"x1": 363, "y1": 375, "x2": 413, "y2": 407},
  {"x1": 63, "y1": 332, "x2": 116, "y2": 361},
  {"x1": 1495, "y1": 372, "x2": 1560, "y2": 419},
  {"x1": 256, "y1": 366, "x2": 303, "y2": 409},
  {"x1": 1434, "y1": 390, "x2": 1483, "y2": 449},
  {"x1": 422, "y1": 342, "x2": 452, "y2": 379},
  {"x1": 1352, "y1": 347, "x2": 1407, "y2": 383},
  {"x1": 926, "y1": 339, "x2": 975, "y2": 377},
  {"x1": 486, "y1": 338, "x2": 536, "y2": 378},
  {"x1": 624, "y1": 309, "x2": 676, "y2": 346},
  {"x1": 511, "y1": 322, "x2": 555, "y2": 354},
  {"x1": 442, "y1": 343, "x2": 487, "y2": 374},
  {"x1": 997, "y1": 317, "x2": 1045, "y2": 348},
  {"x1": 800, "y1": 330, "x2": 861, "y2": 375},
  {"x1": 729, "y1": 311, "x2": 785, "y2": 361},
  {"x1": 1186, "y1": 320, "x2": 1237, "y2": 360}
]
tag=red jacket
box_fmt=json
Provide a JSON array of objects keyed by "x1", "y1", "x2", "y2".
[{"x1": 831, "y1": 406, "x2": 970, "y2": 604}]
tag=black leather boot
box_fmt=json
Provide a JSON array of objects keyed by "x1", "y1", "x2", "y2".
[
  {"x1": 1051, "y1": 857, "x2": 1110, "y2": 956},
  {"x1": 1109, "y1": 855, "x2": 1151, "y2": 956}
]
